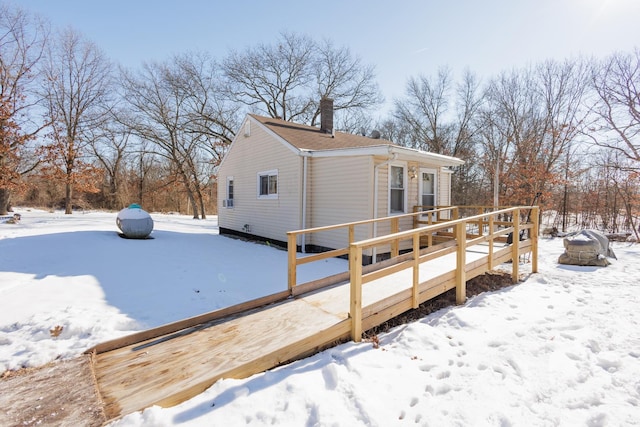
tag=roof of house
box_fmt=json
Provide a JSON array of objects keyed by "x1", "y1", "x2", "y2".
[
  {"x1": 250, "y1": 114, "x2": 390, "y2": 151},
  {"x1": 248, "y1": 114, "x2": 464, "y2": 167}
]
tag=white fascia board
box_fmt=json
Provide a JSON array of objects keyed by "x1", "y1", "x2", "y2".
[
  {"x1": 306, "y1": 145, "x2": 464, "y2": 167},
  {"x1": 391, "y1": 146, "x2": 465, "y2": 166},
  {"x1": 304, "y1": 144, "x2": 392, "y2": 158}
]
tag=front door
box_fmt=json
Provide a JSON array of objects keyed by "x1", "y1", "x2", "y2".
[{"x1": 419, "y1": 168, "x2": 437, "y2": 220}]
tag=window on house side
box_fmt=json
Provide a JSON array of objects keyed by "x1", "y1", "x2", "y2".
[
  {"x1": 390, "y1": 165, "x2": 405, "y2": 213},
  {"x1": 257, "y1": 170, "x2": 278, "y2": 199},
  {"x1": 226, "y1": 177, "x2": 234, "y2": 208}
]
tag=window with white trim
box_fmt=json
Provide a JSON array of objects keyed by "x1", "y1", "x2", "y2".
[
  {"x1": 257, "y1": 169, "x2": 278, "y2": 199},
  {"x1": 225, "y1": 176, "x2": 234, "y2": 208},
  {"x1": 389, "y1": 165, "x2": 406, "y2": 213}
]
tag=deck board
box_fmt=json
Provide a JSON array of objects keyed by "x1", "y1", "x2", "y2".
[
  {"x1": 95, "y1": 298, "x2": 346, "y2": 418},
  {"x1": 94, "y1": 241, "x2": 520, "y2": 420}
]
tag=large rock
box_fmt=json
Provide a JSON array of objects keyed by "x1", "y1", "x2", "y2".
[
  {"x1": 116, "y1": 204, "x2": 154, "y2": 239},
  {"x1": 558, "y1": 230, "x2": 616, "y2": 266}
]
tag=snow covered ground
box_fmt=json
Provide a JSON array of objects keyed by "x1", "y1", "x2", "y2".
[{"x1": 1, "y1": 209, "x2": 639, "y2": 426}]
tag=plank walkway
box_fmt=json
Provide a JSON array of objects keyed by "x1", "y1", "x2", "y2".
[{"x1": 91, "y1": 238, "x2": 530, "y2": 421}]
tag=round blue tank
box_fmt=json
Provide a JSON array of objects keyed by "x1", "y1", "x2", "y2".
[{"x1": 116, "y1": 204, "x2": 154, "y2": 239}]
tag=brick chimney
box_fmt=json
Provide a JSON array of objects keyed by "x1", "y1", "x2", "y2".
[{"x1": 320, "y1": 97, "x2": 334, "y2": 135}]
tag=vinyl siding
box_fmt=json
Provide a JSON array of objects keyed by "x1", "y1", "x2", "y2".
[
  {"x1": 439, "y1": 168, "x2": 452, "y2": 205},
  {"x1": 306, "y1": 156, "x2": 373, "y2": 249},
  {"x1": 218, "y1": 118, "x2": 301, "y2": 243},
  {"x1": 439, "y1": 168, "x2": 452, "y2": 219},
  {"x1": 373, "y1": 158, "x2": 391, "y2": 254}
]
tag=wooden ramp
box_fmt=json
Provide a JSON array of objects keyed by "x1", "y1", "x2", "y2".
[
  {"x1": 90, "y1": 206, "x2": 538, "y2": 421},
  {"x1": 92, "y1": 292, "x2": 352, "y2": 419}
]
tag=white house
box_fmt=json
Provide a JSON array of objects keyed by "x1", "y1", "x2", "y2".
[{"x1": 217, "y1": 99, "x2": 464, "y2": 255}]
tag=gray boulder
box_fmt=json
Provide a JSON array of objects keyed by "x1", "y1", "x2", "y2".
[{"x1": 558, "y1": 230, "x2": 616, "y2": 266}]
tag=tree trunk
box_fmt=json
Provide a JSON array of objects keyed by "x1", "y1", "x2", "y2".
[
  {"x1": 65, "y1": 181, "x2": 73, "y2": 214},
  {"x1": 108, "y1": 176, "x2": 118, "y2": 210},
  {"x1": 138, "y1": 154, "x2": 145, "y2": 207},
  {"x1": 176, "y1": 167, "x2": 201, "y2": 219},
  {"x1": 196, "y1": 185, "x2": 207, "y2": 220},
  {"x1": 188, "y1": 190, "x2": 199, "y2": 219},
  {"x1": 0, "y1": 188, "x2": 10, "y2": 215}
]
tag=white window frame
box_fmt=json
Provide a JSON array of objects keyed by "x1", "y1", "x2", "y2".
[
  {"x1": 225, "y1": 176, "x2": 234, "y2": 208},
  {"x1": 418, "y1": 168, "x2": 438, "y2": 220},
  {"x1": 418, "y1": 168, "x2": 438, "y2": 208},
  {"x1": 257, "y1": 169, "x2": 278, "y2": 199},
  {"x1": 388, "y1": 162, "x2": 407, "y2": 214}
]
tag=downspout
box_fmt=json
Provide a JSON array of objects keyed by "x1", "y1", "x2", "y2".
[
  {"x1": 300, "y1": 152, "x2": 310, "y2": 253},
  {"x1": 372, "y1": 150, "x2": 398, "y2": 262}
]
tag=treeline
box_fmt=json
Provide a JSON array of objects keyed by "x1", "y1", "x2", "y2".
[{"x1": 1, "y1": 3, "x2": 638, "y2": 236}]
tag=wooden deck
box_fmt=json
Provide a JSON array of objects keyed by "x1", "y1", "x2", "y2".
[{"x1": 90, "y1": 206, "x2": 538, "y2": 421}]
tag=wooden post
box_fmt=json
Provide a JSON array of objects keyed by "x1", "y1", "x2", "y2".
[
  {"x1": 511, "y1": 208, "x2": 520, "y2": 283},
  {"x1": 412, "y1": 233, "x2": 419, "y2": 309},
  {"x1": 391, "y1": 217, "x2": 399, "y2": 258},
  {"x1": 287, "y1": 232, "x2": 297, "y2": 293},
  {"x1": 531, "y1": 206, "x2": 539, "y2": 273},
  {"x1": 488, "y1": 215, "x2": 494, "y2": 270},
  {"x1": 349, "y1": 244, "x2": 363, "y2": 342},
  {"x1": 427, "y1": 214, "x2": 433, "y2": 247},
  {"x1": 455, "y1": 221, "x2": 466, "y2": 304},
  {"x1": 477, "y1": 207, "x2": 483, "y2": 237}
]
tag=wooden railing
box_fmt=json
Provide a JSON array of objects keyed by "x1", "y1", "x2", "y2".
[
  {"x1": 348, "y1": 206, "x2": 539, "y2": 341},
  {"x1": 287, "y1": 207, "x2": 458, "y2": 294},
  {"x1": 288, "y1": 205, "x2": 539, "y2": 341},
  {"x1": 412, "y1": 205, "x2": 523, "y2": 239}
]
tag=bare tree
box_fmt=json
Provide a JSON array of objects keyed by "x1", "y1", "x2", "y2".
[
  {"x1": 481, "y1": 67, "x2": 552, "y2": 206},
  {"x1": 375, "y1": 117, "x2": 413, "y2": 147},
  {"x1": 121, "y1": 53, "x2": 235, "y2": 219},
  {"x1": 87, "y1": 111, "x2": 131, "y2": 209},
  {"x1": 223, "y1": 32, "x2": 315, "y2": 122},
  {"x1": 0, "y1": 3, "x2": 48, "y2": 214},
  {"x1": 394, "y1": 67, "x2": 481, "y2": 157},
  {"x1": 40, "y1": 28, "x2": 112, "y2": 214},
  {"x1": 452, "y1": 71, "x2": 486, "y2": 204},
  {"x1": 173, "y1": 52, "x2": 240, "y2": 167},
  {"x1": 475, "y1": 97, "x2": 504, "y2": 205},
  {"x1": 309, "y1": 39, "x2": 383, "y2": 127},
  {"x1": 121, "y1": 61, "x2": 198, "y2": 217},
  {"x1": 394, "y1": 67, "x2": 452, "y2": 153},
  {"x1": 478, "y1": 59, "x2": 590, "y2": 209},
  {"x1": 536, "y1": 58, "x2": 591, "y2": 227},
  {"x1": 538, "y1": 58, "x2": 590, "y2": 171},
  {"x1": 127, "y1": 139, "x2": 160, "y2": 209},
  {"x1": 223, "y1": 32, "x2": 382, "y2": 127},
  {"x1": 581, "y1": 149, "x2": 638, "y2": 234},
  {"x1": 394, "y1": 67, "x2": 483, "y2": 204},
  {"x1": 588, "y1": 49, "x2": 640, "y2": 168}
]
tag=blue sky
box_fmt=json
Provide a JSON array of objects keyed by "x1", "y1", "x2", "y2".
[{"x1": 15, "y1": 0, "x2": 640, "y2": 113}]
